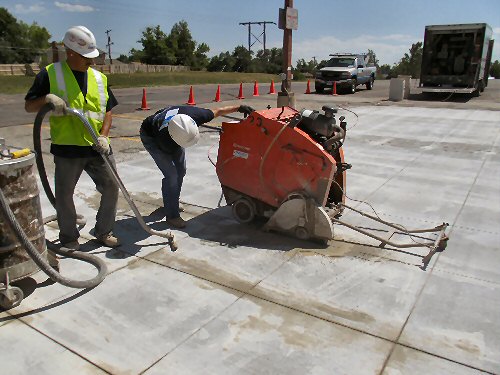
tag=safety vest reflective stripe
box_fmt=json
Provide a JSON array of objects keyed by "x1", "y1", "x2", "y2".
[
  {"x1": 51, "y1": 63, "x2": 106, "y2": 120},
  {"x1": 53, "y1": 62, "x2": 68, "y2": 102},
  {"x1": 92, "y1": 68, "x2": 107, "y2": 119}
]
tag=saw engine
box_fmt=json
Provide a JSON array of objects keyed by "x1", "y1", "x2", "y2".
[
  {"x1": 215, "y1": 105, "x2": 449, "y2": 270},
  {"x1": 216, "y1": 106, "x2": 349, "y2": 241}
]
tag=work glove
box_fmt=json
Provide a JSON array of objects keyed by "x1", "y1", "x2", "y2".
[
  {"x1": 45, "y1": 94, "x2": 67, "y2": 115},
  {"x1": 238, "y1": 105, "x2": 255, "y2": 117},
  {"x1": 93, "y1": 136, "x2": 111, "y2": 155}
]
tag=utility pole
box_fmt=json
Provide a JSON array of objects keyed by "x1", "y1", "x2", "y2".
[
  {"x1": 277, "y1": 0, "x2": 298, "y2": 108},
  {"x1": 105, "y1": 29, "x2": 114, "y2": 64},
  {"x1": 239, "y1": 21, "x2": 276, "y2": 53}
]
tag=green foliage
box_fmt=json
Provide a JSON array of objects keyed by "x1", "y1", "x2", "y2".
[
  {"x1": 0, "y1": 7, "x2": 51, "y2": 64},
  {"x1": 232, "y1": 45, "x2": 253, "y2": 72},
  {"x1": 390, "y1": 42, "x2": 423, "y2": 78},
  {"x1": 490, "y1": 60, "x2": 500, "y2": 79},
  {"x1": 207, "y1": 51, "x2": 236, "y2": 72},
  {"x1": 378, "y1": 64, "x2": 392, "y2": 78},
  {"x1": 295, "y1": 58, "x2": 317, "y2": 74},
  {"x1": 207, "y1": 46, "x2": 282, "y2": 74},
  {"x1": 136, "y1": 21, "x2": 209, "y2": 69},
  {"x1": 367, "y1": 49, "x2": 379, "y2": 67}
]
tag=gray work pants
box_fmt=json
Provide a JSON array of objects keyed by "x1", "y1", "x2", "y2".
[{"x1": 54, "y1": 155, "x2": 118, "y2": 244}]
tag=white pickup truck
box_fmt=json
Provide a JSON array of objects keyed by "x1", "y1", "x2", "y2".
[{"x1": 315, "y1": 54, "x2": 377, "y2": 94}]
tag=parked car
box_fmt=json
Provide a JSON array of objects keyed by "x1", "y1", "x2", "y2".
[{"x1": 315, "y1": 53, "x2": 377, "y2": 94}]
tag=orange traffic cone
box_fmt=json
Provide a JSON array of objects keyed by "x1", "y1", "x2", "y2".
[
  {"x1": 186, "y1": 85, "x2": 196, "y2": 105},
  {"x1": 139, "y1": 88, "x2": 150, "y2": 110},
  {"x1": 268, "y1": 80, "x2": 276, "y2": 94},
  {"x1": 332, "y1": 81, "x2": 338, "y2": 96},
  {"x1": 214, "y1": 85, "x2": 221, "y2": 102},
  {"x1": 253, "y1": 81, "x2": 260, "y2": 96},
  {"x1": 237, "y1": 83, "x2": 245, "y2": 99},
  {"x1": 305, "y1": 80, "x2": 311, "y2": 94}
]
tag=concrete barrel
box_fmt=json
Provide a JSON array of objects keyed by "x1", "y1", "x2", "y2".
[
  {"x1": 0, "y1": 153, "x2": 47, "y2": 282},
  {"x1": 389, "y1": 78, "x2": 406, "y2": 101}
]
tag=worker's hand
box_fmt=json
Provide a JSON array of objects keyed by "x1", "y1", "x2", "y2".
[
  {"x1": 238, "y1": 105, "x2": 255, "y2": 117},
  {"x1": 92, "y1": 136, "x2": 110, "y2": 155},
  {"x1": 45, "y1": 94, "x2": 67, "y2": 115}
]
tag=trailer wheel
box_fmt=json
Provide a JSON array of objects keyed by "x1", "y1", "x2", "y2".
[
  {"x1": 479, "y1": 80, "x2": 485, "y2": 92},
  {"x1": 232, "y1": 198, "x2": 256, "y2": 224}
]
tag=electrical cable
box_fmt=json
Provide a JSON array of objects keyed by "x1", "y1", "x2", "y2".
[{"x1": 330, "y1": 179, "x2": 435, "y2": 248}]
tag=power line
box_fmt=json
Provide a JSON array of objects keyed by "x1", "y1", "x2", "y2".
[{"x1": 239, "y1": 21, "x2": 276, "y2": 53}]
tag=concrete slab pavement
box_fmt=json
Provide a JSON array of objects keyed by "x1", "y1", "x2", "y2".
[{"x1": 1, "y1": 88, "x2": 499, "y2": 374}]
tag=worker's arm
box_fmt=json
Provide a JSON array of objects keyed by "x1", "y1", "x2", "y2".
[
  {"x1": 99, "y1": 111, "x2": 113, "y2": 137},
  {"x1": 211, "y1": 104, "x2": 255, "y2": 118},
  {"x1": 25, "y1": 94, "x2": 66, "y2": 114},
  {"x1": 25, "y1": 97, "x2": 47, "y2": 113}
]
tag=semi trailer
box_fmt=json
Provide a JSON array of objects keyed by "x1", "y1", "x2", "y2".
[{"x1": 420, "y1": 23, "x2": 494, "y2": 96}]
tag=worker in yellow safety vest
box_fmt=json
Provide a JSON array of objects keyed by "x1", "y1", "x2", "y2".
[{"x1": 25, "y1": 25, "x2": 120, "y2": 250}]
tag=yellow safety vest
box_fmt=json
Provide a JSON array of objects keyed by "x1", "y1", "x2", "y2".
[{"x1": 46, "y1": 62, "x2": 108, "y2": 146}]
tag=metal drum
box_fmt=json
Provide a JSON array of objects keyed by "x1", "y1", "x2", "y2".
[{"x1": 0, "y1": 153, "x2": 47, "y2": 283}]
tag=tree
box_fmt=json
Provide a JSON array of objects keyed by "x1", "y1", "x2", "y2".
[
  {"x1": 378, "y1": 64, "x2": 392, "y2": 78},
  {"x1": 295, "y1": 58, "x2": 317, "y2": 74},
  {"x1": 207, "y1": 51, "x2": 235, "y2": 72},
  {"x1": 231, "y1": 45, "x2": 253, "y2": 72},
  {"x1": 139, "y1": 25, "x2": 174, "y2": 65},
  {"x1": 0, "y1": 8, "x2": 50, "y2": 63},
  {"x1": 391, "y1": 42, "x2": 423, "y2": 78},
  {"x1": 490, "y1": 60, "x2": 500, "y2": 79},
  {"x1": 367, "y1": 49, "x2": 379, "y2": 67},
  {"x1": 167, "y1": 20, "x2": 195, "y2": 66}
]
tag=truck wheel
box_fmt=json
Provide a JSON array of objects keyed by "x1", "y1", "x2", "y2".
[
  {"x1": 479, "y1": 80, "x2": 485, "y2": 92},
  {"x1": 349, "y1": 79, "x2": 357, "y2": 94},
  {"x1": 315, "y1": 86, "x2": 324, "y2": 94},
  {"x1": 366, "y1": 76, "x2": 374, "y2": 90}
]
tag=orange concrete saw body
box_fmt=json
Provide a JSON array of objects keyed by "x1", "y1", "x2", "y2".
[{"x1": 216, "y1": 107, "x2": 347, "y2": 241}]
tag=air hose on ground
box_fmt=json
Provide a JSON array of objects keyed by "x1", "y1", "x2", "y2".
[{"x1": 0, "y1": 186, "x2": 107, "y2": 288}]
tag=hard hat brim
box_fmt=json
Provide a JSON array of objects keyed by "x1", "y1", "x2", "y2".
[{"x1": 80, "y1": 49, "x2": 100, "y2": 58}]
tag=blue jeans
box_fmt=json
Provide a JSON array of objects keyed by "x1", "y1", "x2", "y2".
[{"x1": 140, "y1": 131, "x2": 186, "y2": 219}]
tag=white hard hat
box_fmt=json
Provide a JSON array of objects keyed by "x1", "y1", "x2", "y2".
[
  {"x1": 63, "y1": 26, "x2": 99, "y2": 58},
  {"x1": 167, "y1": 114, "x2": 199, "y2": 148}
]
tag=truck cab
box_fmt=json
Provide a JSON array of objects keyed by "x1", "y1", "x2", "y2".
[{"x1": 315, "y1": 54, "x2": 376, "y2": 94}]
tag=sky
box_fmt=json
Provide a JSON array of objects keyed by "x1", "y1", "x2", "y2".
[{"x1": 3, "y1": 0, "x2": 500, "y2": 66}]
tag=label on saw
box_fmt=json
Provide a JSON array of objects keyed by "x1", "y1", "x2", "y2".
[{"x1": 233, "y1": 150, "x2": 249, "y2": 159}]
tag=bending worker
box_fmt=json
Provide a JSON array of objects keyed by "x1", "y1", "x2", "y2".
[
  {"x1": 25, "y1": 26, "x2": 120, "y2": 250},
  {"x1": 140, "y1": 104, "x2": 254, "y2": 228}
]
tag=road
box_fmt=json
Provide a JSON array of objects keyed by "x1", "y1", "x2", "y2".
[{"x1": 1, "y1": 79, "x2": 499, "y2": 128}]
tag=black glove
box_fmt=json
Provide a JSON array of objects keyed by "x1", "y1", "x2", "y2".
[{"x1": 238, "y1": 105, "x2": 255, "y2": 116}]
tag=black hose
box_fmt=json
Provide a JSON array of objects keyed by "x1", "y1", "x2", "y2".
[
  {"x1": 33, "y1": 104, "x2": 86, "y2": 225},
  {"x1": 33, "y1": 104, "x2": 56, "y2": 206},
  {"x1": 0, "y1": 186, "x2": 107, "y2": 288},
  {"x1": 28, "y1": 103, "x2": 108, "y2": 288}
]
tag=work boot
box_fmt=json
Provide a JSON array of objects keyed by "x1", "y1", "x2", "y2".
[
  {"x1": 166, "y1": 216, "x2": 187, "y2": 228},
  {"x1": 96, "y1": 233, "x2": 121, "y2": 248},
  {"x1": 60, "y1": 241, "x2": 79, "y2": 251}
]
